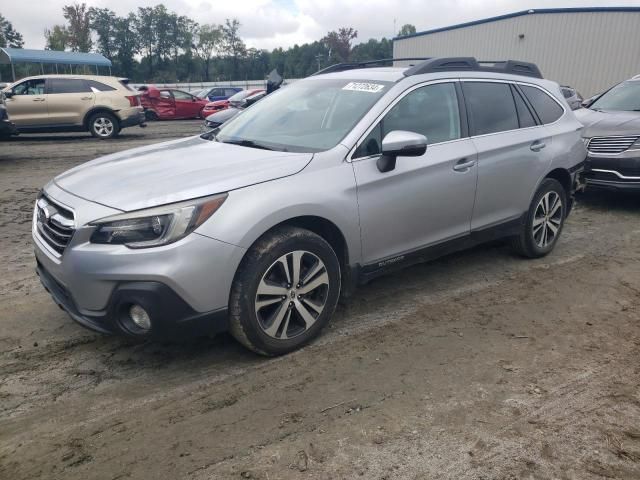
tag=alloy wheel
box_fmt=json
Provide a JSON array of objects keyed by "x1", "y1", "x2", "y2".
[
  {"x1": 254, "y1": 250, "x2": 330, "y2": 340},
  {"x1": 94, "y1": 117, "x2": 114, "y2": 137},
  {"x1": 532, "y1": 191, "x2": 563, "y2": 248}
]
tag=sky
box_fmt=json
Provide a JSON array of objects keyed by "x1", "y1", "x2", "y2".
[{"x1": 4, "y1": 0, "x2": 640, "y2": 51}]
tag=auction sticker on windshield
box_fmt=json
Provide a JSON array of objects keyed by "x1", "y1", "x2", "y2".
[{"x1": 342, "y1": 82, "x2": 386, "y2": 93}]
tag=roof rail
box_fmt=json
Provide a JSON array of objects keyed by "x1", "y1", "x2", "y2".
[
  {"x1": 311, "y1": 57, "x2": 432, "y2": 76},
  {"x1": 403, "y1": 57, "x2": 543, "y2": 78}
]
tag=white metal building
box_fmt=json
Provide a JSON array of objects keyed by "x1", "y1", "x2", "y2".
[{"x1": 393, "y1": 7, "x2": 640, "y2": 96}]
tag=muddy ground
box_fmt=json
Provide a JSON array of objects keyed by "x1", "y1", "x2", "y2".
[{"x1": 1, "y1": 121, "x2": 639, "y2": 480}]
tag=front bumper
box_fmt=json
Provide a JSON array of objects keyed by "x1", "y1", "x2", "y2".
[
  {"x1": 584, "y1": 155, "x2": 640, "y2": 191},
  {"x1": 33, "y1": 184, "x2": 247, "y2": 339},
  {"x1": 37, "y1": 262, "x2": 228, "y2": 339}
]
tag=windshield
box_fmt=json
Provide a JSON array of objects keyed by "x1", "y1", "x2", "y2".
[
  {"x1": 213, "y1": 78, "x2": 392, "y2": 153},
  {"x1": 590, "y1": 81, "x2": 640, "y2": 111}
]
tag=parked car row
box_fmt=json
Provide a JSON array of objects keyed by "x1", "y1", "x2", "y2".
[{"x1": 0, "y1": 77, "x2": 262, "y2": 138}]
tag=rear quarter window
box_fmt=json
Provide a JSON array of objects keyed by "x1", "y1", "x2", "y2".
[
  {"x1": 86, "y1": 80, "x2": 116, "y2": 92},
  {"x1": 521, "y1": 85, "x2": 564, "y2": 124}
]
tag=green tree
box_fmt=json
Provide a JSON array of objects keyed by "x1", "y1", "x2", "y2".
[
  {"x1": 45, "y1": 25, "x2": 70, "y2": 51},
  {"x1": 221, "y1": 19, "x2": 246, "y2": 79},
  {"x1": 397, "y1": 24, "x2": 417, "y2": 36},
  {"x1": 322, "y1": 27, "x2": 357, "y2": 62},
  {"x1": 63, "y1": 3, "x2": 92, "y2": 52},
  {"x1": 113, "y1": 13, "x2": 139, "y2": 78},
  {"x1": 194, "y1": 24, "x2": 222, "y2": 81},
  {"x1": 89, "y1": 7, "x2": 117, "y2": 59},
  {"x1": 0, "y1": 14, "x2": 24, "y2": 48},
  {"x1": 136, "y1": 6, "x2": 157, "y2": 78}
]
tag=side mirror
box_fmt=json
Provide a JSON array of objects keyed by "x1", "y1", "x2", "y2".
[
  {"x1": 377, "y1": 130, "x2": 427, "y2": 172},
  {"x1": 4, "y1": 91, "x2": 13, "y2": 99}
]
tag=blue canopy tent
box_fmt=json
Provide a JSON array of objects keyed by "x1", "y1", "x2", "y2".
[{"x1": 0, "y1": 48, "x2": 112, "y2": 82}]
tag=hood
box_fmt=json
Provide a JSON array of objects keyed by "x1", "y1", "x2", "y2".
[
  {"x1": 574, "y1": 108, "x2": 640, "y2": 137},
  {"x1": 54, "y1": 136, "x2": 313, "y2": 211}
]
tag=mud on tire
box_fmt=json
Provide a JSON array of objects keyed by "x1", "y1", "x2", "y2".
[{"x1": 228, "y1": 226, "x2": 341, "y2": 356}]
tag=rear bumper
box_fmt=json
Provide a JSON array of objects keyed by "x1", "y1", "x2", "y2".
[
  {"x1": 119, "y1": 110, "x2": 146, "y2": 128},
  {"x1": 37, "y1": 261, "x2": 229, "y2": 339}
]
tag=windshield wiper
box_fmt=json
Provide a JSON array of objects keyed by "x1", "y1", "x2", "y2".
[{"x1": 221, "y1": 138, "x2": 276, "y2": 151}]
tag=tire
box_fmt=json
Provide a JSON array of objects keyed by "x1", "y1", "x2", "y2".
[
  {"x1": 145, "y1": 110, "x2": 159, "y2": 121},
  {"x1": 89, "y1": 112, "x2": 120, "y2": 139},
  {"x1": 229, "y1": 226, "x2": 341, "y2": 356},
  {"x1": 511, "y1": 178, "x2": 567, "y2": 258}
]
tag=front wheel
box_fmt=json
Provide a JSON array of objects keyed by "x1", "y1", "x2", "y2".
[
  {"x1": 511, "y1": 178, "x2": 567, "y2": 258},
  {"x1": 89, "y1": 112, "x2": 120, "y2": 139},
  {"x1": 229, "y1": 226, "x2": 341, "y2": 356}
]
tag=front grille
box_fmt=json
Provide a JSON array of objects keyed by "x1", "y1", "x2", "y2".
[
  {"x1": 35, "y1": 195, "x2": 75, "y2": 255},
  {"x1": 587, "y1": 136, "x2": 639, "y2": 154}
]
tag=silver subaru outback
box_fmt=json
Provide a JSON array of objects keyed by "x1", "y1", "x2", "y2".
[{"x1": 34, "y1": 58, "x2": 586, "y2": 355}]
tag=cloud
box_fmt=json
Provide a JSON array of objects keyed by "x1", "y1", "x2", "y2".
[{"x1": 3, "y1": 0, "x2": 639, "y2": 51}]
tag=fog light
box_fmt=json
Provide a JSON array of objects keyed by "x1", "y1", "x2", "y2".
[{"x1": 129, "y1": 304, "x2": 151, "y2": 330}]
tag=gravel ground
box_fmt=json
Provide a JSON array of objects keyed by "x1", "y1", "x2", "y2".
[{"x1": 0, "y1": 121, "x2": 639, "y2": 480}]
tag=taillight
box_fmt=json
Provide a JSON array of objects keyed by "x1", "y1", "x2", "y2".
[{"x1": 125, "y1": 95, "x2": 140, "y2": 107}]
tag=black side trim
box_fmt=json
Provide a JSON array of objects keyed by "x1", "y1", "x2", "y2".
[{"x1": 359, "y1": 215, "x2": 525, "y2": 283}]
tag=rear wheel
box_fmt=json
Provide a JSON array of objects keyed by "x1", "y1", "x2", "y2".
[
  {"x1": 229, "y1": 226, "x2": 341, "y2": 356},
  {"x1": 511, "y1": 178, "x2": 567, "y2": 258},
  {"x1": 89, "y1": 112, "x2": 120, "y2": 139}
]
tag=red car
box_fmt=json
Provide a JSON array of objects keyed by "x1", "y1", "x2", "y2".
[
  {"x1": 139, "y1": 86, "x2": 210, "y2": 120},
  {"x1": 201, "y1": 89, "x2": 265, "y2": 117}
]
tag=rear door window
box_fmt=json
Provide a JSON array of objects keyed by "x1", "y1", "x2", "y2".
[
  {"x1": 520, "y1": 85, "x2": 564, "y2": 124},
  {"x1": 48, "y1": 78, "x2": 92, "y2": 94},
  {"x1": 225, "y1": 88, "x2": 239, "y2": 96},
  {"x1": 462, "y1": 82, "x2": 519, "y2": 136}
]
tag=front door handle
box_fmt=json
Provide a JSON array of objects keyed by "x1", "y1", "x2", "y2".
[
  {"x1": 453, "y1": 158, "x2": 476, "y2": 172},
  {"x1": 32, "y1": 97, "x2": 45, "y2": 102},
  {"x1": 530, "y1": 140, "x2": 547, "y2": 152}
]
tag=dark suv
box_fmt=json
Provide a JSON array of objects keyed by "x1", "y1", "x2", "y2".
[{"x1": 576, "y1": 76, "x2": 640, "y2": 191}]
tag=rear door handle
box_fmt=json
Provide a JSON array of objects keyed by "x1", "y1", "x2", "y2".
[
  {"x1": 453, "y1": 158, "x2": 476, "y2": 172},
  {"x1": 32, "y1": 98, "x2": 45, "y2": 102},
  {"x1": 80, "y1": 96, "x2": 92, "y2": 100},
  {"x1": 530, "y1": 140, "x2": 546, "y2": 152}
]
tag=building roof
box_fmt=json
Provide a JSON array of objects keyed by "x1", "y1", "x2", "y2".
[
  {"x1": 394, "y1": 7, "x2": 640, "y2": 41},
  {"x1": 0, "y1": 48, "x2": 112, "y2": 67}
]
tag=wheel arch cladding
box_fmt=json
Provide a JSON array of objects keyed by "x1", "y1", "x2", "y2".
[
  {"x1": 246, "y1": 216, "x2": 349, "y2": 272},
  {"x1": 545, "y1": 168, "x2": 572, "y2": 194}
]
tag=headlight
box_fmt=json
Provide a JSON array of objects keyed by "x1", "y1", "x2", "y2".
[
  {"x1": 582, "y1": 137, "x2": 590, "y2": 147},
  {"x1": 90, "y1": 193, "x2": 227, "y2": 248}
]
